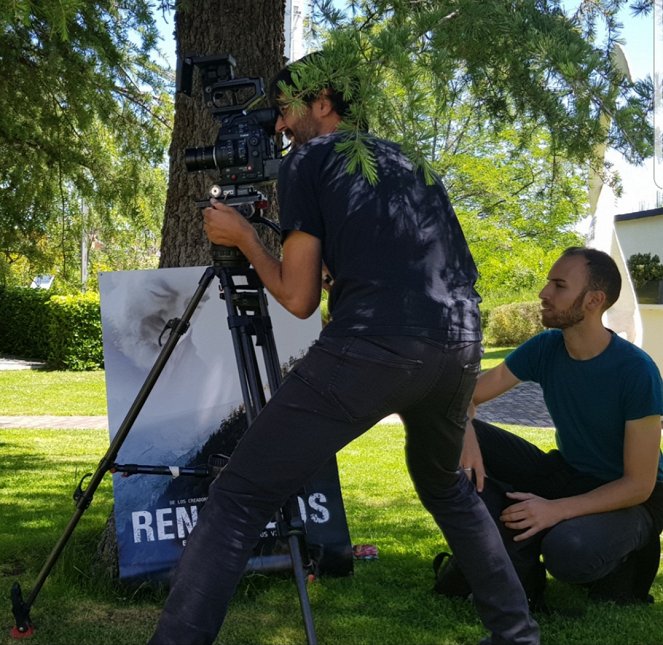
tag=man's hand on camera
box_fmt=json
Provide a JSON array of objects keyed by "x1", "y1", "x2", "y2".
[{"x1": 203, "y1": 199, "x2": 256, "y2": 248}]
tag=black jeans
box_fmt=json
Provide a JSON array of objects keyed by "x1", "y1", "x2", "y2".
[
  {"x1": 474, "y1": 420, "x2": 655, "y2": 585},
  {"x1": 148, "y1": 336, "x2": 539, "y2": 645}
]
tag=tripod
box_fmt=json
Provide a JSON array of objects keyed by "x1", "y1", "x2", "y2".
[{"x1": 10, "y1": 215, "x2": 318, "y2": 644}]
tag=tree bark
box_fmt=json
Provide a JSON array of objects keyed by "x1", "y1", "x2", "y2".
[
  {"x1": 96, "y1": 508, "x2": 119, "y2": 579},
  {"x1": 159, "y1": 0, "x2": 286, "y2": 267},
  {"x1": 97, "y1": 1, "x2": 286, "y2": 579}
]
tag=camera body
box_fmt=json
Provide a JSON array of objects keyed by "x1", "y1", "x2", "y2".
[{"x1": 177, "y1": 54, "x2": 281, "y2": 187}]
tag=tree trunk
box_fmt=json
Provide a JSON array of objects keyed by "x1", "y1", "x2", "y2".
[
  {"x1": 159, "y1": 0, "x2": 286, "y2": 267},
  {"x1": 96, "y1": 508, "x2": 119, "y2": 579},
  {"x1": 96, "y1": 1, "x2": 286, "y2": 579}
]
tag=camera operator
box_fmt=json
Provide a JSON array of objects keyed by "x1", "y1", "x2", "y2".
[{"x1": 148, "y1": 52, "x2": 539, "y2": 645}]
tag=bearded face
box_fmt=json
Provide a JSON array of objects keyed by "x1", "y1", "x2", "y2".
[
  {"x1": 538, "y1": 255, "x2": 592, "y2": 330},
  {"x1": 540, "y1": 288, "x2": 588, "y2": 329}
]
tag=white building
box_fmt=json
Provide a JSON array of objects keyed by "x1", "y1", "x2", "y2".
[
  {"x1": 614, "y1": 207, "x2": 663, "y2": 370},
  {"x1": 284, "y1": 0, "x2": 308, "y2": 62}
]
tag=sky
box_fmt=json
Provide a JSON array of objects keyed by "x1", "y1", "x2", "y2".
[
  {"x1": 600, "y1": 4, "x2": 659, "y2": 216},
  {"x1": 153, "y1": 2, "x2": 659, "y2": 217}
]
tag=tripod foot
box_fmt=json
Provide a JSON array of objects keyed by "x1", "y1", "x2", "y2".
[
  {"x1": 10, "y1": 625, "x2": 35, "y2": 640},
  {"x1": 9, "y1": 582, "x2": 34, "y2": 640}
]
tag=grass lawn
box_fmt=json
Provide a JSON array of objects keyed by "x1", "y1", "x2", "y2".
[
  {"x1": 1, "y1": 423, "x2": 662, "y2": 645},
  {"x1": 480, "y1": 346, "x2": 513, "y2": 370},
  {"x1": 0, "y1": 346, "x2": 515, "y2": 418},
  {"x1": 0, "y1": 370, "x2": 107, "y2": 416}
]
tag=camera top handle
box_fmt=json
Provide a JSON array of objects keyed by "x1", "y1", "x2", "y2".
[{"x1": 177, "y1": 54, "x2": 265, "y2": 117}]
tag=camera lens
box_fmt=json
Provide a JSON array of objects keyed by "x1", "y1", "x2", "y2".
[
  {"x1": 184, "y1": 146, "x2": 216, "y2": 171},
  {"x1": 185, "y1": 141, "x2": 239, "y2": 172}
]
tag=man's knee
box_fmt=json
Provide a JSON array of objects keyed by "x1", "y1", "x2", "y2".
[
  {"x1": 413, "y1": 470, "x2": 465, "y2": 507},
  {"x1": 541, "y1": 529, "x2": 600, "y2": 584}
]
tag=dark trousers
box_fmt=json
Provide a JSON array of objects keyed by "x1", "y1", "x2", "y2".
[
  {"x1": 148, "y1": 337, "x2": 539, "y2": 645},
  {"x1": 473, "y1": 419, "x2": 655, "y2": 585}
]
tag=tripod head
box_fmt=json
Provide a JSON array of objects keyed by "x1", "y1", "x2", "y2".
[{"x1": 198, "y1": 184, "x2": 281, "y2": 267}]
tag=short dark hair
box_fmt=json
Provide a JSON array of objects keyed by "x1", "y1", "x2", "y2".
[
  {"x1": 268, "y1": 52, "x2": 355, "y2": 119},
  {"x1": 562, "y1": 247, "x2": 622, "y2": 309}
]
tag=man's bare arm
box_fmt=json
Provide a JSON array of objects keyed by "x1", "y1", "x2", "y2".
[
  {"x1": 460, "y1": 362, "x2": 521, "y2": 490},
  {"x1": 473, "y1": 361, "x2": 521, "y2": 405},
  {"x1": 203, "y1": 201, "x2": 322, "y2": 318}
]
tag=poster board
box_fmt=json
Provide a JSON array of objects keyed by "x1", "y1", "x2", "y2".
[{"x1": 99, "y1": 266, "x2": 353, "y2": 581}]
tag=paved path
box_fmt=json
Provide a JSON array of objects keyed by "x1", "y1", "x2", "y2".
[
  {"x1": 0, "y1": 356, "x2": 46, "y2": 371},
  {"x1": 0, "y1": 356, "x2": 553, "y2": 430},
  {"x1": 475, "y1": 381, "x2": 553, "y2": 427}
]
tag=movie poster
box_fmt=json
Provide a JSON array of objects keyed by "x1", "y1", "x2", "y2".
[{"x1": 99, "y1": 266, "x2": 353, "y2": 582}]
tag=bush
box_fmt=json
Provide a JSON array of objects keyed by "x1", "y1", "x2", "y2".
[
  {"x1": 0, "y1": 287, "x2": 103, "y2": 370},
  {"x1": 484, "y1": 301, "x2": 543, "y2": 346},
  {"x1": 0, "y1": 286, "x2": 51, "y2": 359},
  {"x1": 626, "y1": 253, "x2": 663, "y2": 288},
  {"x1": 46, "y1": 293, "x2": 103, "y2": 370}
]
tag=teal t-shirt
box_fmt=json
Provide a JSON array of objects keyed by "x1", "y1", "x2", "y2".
[{"x1": 506, "y1": 330, "x2": 663, "y2": 482}]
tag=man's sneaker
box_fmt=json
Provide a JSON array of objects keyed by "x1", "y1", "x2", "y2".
[
  {"x1": 522, "y1": 560, "x2": 548, "y2": 613},
  {"x1": 433, "y1": 551, "x2": 548, "y2": 611},
  {"x1": 432, "y1": 552, "x2": 471, "y2": 598},
  {"x1": 588, "y1": 532, "x2": 660, "y2": 604}
]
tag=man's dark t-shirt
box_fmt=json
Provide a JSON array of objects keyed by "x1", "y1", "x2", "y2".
[{"x1": 277, "y1": 132, "x2": 482, "y2": 342}]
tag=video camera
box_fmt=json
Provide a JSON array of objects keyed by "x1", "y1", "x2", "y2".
[{"x1": 177, "y1": 54, "x2": 281, "y2": 192}]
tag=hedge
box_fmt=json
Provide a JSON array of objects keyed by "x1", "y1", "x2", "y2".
[
  {"x1": 484, "y1": 301, "x2": 543, "y2": 346},
  {"x1": 0, "y1": 287, "x2": 103, "y2": 370},
  {"x1": 46, "y1": 293, "x2": 104, "y2": 370},
  {"x1": 0, "y1": 286, "x2": 51, "y2": 359},
  {"x1": 1, "y1": 286, "x2": 543, "y2": 368}
]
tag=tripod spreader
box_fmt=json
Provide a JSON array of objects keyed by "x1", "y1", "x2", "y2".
[
  {"x1": 111, "y1": 453, "x2": 230, "y2": 479},
  {"x1": 111, "y1": 464, "x2": 211, "y2": 478}
]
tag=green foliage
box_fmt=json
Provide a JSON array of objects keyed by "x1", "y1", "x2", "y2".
[
  {"x1": 472, "y1": 235, "x2": 578, "y2": 304},
  {"x1": 307, "y1": 0, "x2": 652, "y2": 175},
  {"x1": 484, "y1": 301, "x2": 543, "y2": 346},
  {"x1": 0, "y1": 1, "x2": 173, "y2": 290},
  {"x1": 320, "y1": 287, "x2": 331, "y2": 326},
  {"x1": 46, "y1": 293, "x2": 103, "y2": 370},
  {"x1": 626, "y1": 252, "x2": 663, "y2": 288},
  {"x1": 0, "y1": 286, "x2": 103, "y2": 369},
  {"x1": 335, "y1": 128, "x2": 379, "y2": 185},
  {"x1": 0, "y1": 287, "x2": 51, "y2": 358},
  {"x1": 301, "y1": 3, "x2": 601, "y2": 300}
]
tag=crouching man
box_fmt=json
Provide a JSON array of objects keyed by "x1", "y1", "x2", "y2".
[{"x1": 435, "y1": 247, "x2": 663, "y2": 609}]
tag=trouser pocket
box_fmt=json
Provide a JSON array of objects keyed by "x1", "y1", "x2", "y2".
[{"x1": 292, "y1": 336, "x2": 423, "y2": 422}]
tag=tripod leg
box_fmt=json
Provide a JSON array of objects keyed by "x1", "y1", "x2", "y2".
[
  {"x1": 218, "y1": 265, "x2": 318, "y2": 645},
  {"x1": 285, "y1": 527, "x2": 318, "y2": 645},
  {"x1": 10, "y1": 266, "x2": 218, "y2": 638}
]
